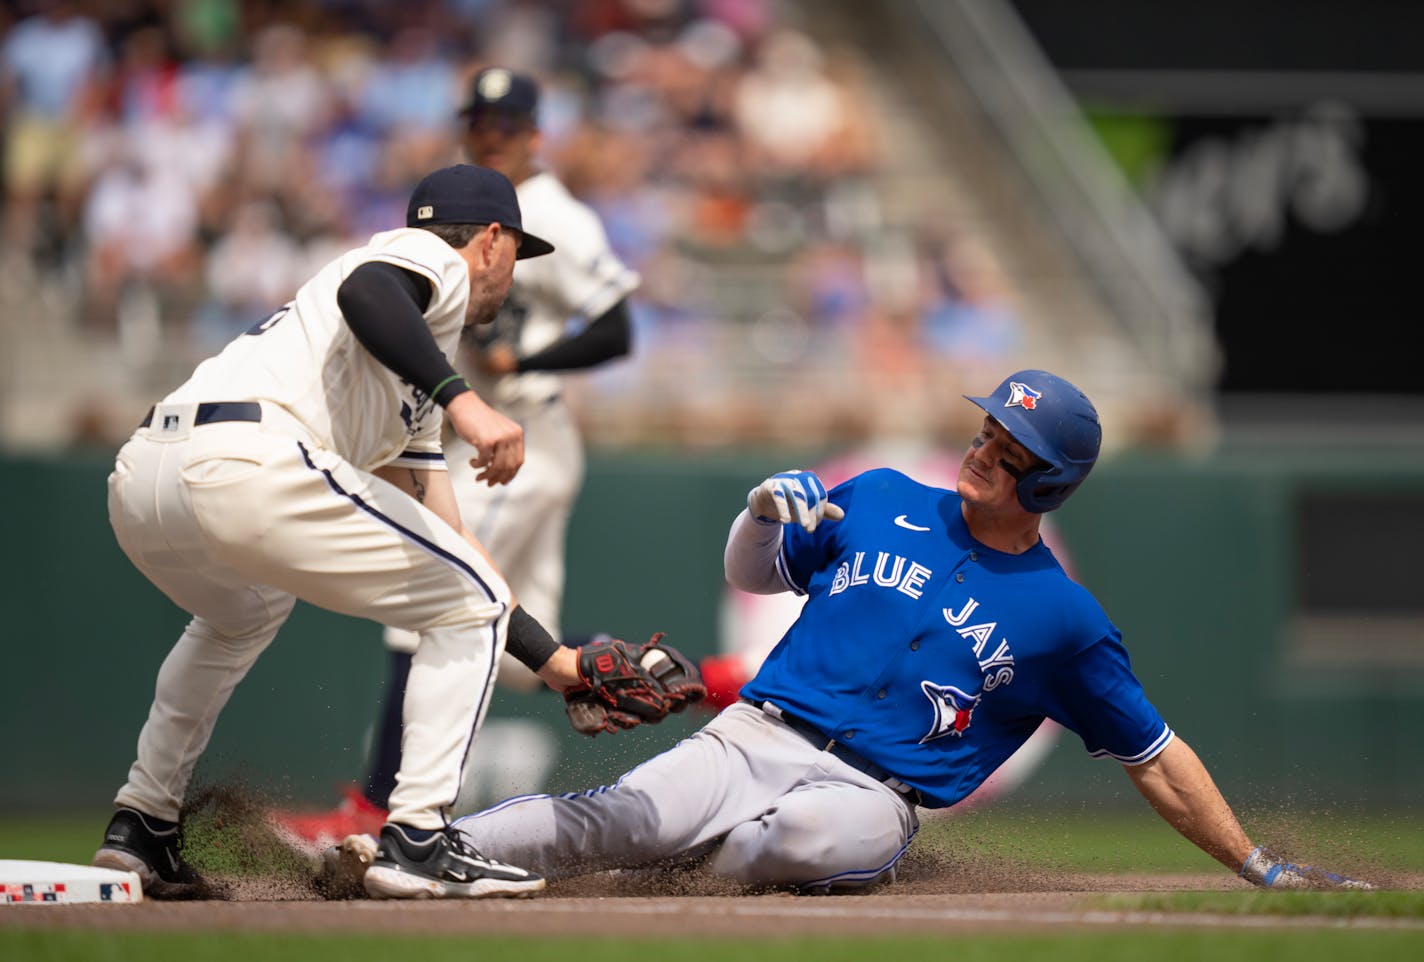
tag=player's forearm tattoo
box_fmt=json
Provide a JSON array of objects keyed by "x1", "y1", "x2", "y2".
[{"x1": 409, "y1": 470, "x2": 426, "y2": 503}]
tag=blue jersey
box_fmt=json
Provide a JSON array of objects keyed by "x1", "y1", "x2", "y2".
[{"x1": 741, "y1": 468, "x2": 1172, "y2": 808}]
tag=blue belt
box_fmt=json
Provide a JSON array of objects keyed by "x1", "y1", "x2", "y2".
[
  {"x1": 139, "y1": 402, "x2": 262, "y2": 429},
  {"x1": 743, "y1": 698, "x2": 922, "y2": 806}
]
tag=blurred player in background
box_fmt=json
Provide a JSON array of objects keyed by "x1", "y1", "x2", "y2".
[{"x1": 274, "y1": 67, "x2": 639, "y2": 847}]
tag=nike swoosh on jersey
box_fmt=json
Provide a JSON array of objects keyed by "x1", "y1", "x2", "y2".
[{"x1": 894, "y1": 515, "x2": 932, "y2": 532}]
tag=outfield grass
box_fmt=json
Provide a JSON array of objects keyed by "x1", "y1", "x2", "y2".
[
  {"x1": 2, "y1": 930, "x2": 1423, "y2": 962},
  {"x1": 1095, "y1": 890, "x2": 1424, "y2": 917},
  {"x1": 0, "y1": 816, "x2": 107, "y2": 866},
  {"x1": 914, "y1": 806, "x2": 1424, "y2": 875}
]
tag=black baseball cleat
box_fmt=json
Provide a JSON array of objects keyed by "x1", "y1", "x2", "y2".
[
  {"x1": 92, "y1": 807, "x2": 211, "y2": 900},
  {"x1": 362, "y1": 823, "x2": 545, "y2": 899}
]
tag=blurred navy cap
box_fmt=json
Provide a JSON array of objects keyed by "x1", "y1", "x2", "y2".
[
  {"x1": 459, "y1": 67, "x2": 540, "y2": 121},
  {"x1": 406, "y1": 164, "x2": 554, "y2": 259}
]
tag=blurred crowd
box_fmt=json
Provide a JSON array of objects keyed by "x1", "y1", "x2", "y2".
[{"x1": 1, "y1": 0, "x2": 1027, "y2": 448}]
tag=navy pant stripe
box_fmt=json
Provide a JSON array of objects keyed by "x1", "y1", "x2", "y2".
[{"x1": 298, "y1": 442, "x2": 502, "y2": 815}]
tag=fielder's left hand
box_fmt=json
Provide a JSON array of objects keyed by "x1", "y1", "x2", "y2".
[
  {"x1": 1238, "y1": 846, "x2": 1374, "y2": 889},
  {"x1": 748, "y1": 470, "x2": 844, "y2": 533}
]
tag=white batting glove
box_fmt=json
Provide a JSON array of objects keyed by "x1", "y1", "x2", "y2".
[
  {"x1": 747, "y1": 470, "x2": 845, "y2": 533},
  {"x1": 1238, "y1": 846, "x2": 1373, "y2": 890}
]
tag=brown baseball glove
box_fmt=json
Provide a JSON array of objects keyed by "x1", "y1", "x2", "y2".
[
  {"x1": 564, "y1": 635, "x2": 669, "y2": 736},
  {"x1": 563, "y1": 633, "x2": 706, "y2": 736}
]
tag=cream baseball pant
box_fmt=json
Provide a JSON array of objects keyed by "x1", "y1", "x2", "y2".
[
  {"x1": 107, "y1": 402, "x2": 512, "y2": 829},
  {"x1": 385, "y1": 397, "x2": 582, "y2": 692},
  {"x1": 454, "y1": 702, "x2": 921, "y2": 891}
]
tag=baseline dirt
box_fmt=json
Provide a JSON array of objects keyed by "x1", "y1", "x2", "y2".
[
  {"x1": 6, "y1": 872, "x2": 1422, "y2": 937},
  {"x1": 12, "y1": 791, "x2": 1414, "y2": 937}
]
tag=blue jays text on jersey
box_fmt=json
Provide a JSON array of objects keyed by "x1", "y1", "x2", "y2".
[{"x1": 741, "y1": 468, "x2": 1173, "y2": 809}]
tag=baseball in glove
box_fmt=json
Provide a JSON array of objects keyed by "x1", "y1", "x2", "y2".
[
  {"x1": 563, "y1": 633, "x2": 706, "y2": 736},
  {"x1": 630, "y1": 632, "x2": 707, "y2": 713}
]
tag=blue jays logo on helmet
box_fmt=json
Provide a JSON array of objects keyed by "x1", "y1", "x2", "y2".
[
  {"x1": 964, "y1": 369, "x2": 1101, "y2": 513},
  {"x1": 1005, "y1": 381, "x2": 1041, "y2": 410},
  {"x1": 919, "y1": 681, "x2": 981, "y2": 742}
]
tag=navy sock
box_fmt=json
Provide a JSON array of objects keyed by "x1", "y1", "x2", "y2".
[
  {"x1": 363, "y1": 650, "x2": 411, "y2": 810},
  {"x1": 392, "y1": 823, "x2": 438, "y2": 843}
]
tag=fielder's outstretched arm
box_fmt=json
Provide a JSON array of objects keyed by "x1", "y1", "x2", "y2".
[{"x1": 1123, "y1": 736, "x2": 1254, "y2": 872}]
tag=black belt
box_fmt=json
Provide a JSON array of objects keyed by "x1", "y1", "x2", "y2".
[
  {"x1": 743, "y1": 698, "x2": 922, "y2": 806},
  {"x1": 139, "y1": 402, "x2": 262, "y2": 429}
]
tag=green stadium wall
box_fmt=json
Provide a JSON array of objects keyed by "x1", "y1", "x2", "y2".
[{"x1": 2, "y1": 445, "x2": 1421, "y2": 814}]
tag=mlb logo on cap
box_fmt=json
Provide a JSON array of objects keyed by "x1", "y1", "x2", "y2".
[{"x1": 416, "y1": 205, "x2": 434, "y2": 220}]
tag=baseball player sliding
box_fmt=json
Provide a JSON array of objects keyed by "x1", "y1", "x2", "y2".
[
  {"x1": 358, "y1": 369, "x2": 1362, "y2": 893},
  {"x1": 274, "y1": 68, "x2": 643, "y2": 846},
  {"x1": 93, "y1": 163, "x2": 700, "y2": 900}
]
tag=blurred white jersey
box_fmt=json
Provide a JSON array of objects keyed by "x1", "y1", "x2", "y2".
[
  {"x1": 166, "y1": 228, "x2": 470, "y2": 472},
  {"x1": 467, "y1": 170, "x2": 639, "y2": 410}
]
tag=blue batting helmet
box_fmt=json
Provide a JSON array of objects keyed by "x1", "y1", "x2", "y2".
[{"x1": 964, "y1": 369, "x2": 1101, "y2": 512}]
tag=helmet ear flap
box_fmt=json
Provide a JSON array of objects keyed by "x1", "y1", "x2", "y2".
[
  {"x1": 1016, "y1": 462, "x2": 1067, "y2": 513},
  {"x1": 1020, "y1": 475, "x2": 1081, "y2": 513},
  {"x1": 998, "y1": 453, "x2": 1060, "y2": 512}
]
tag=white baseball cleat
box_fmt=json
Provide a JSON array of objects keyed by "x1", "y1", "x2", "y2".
[{"x1": 361, "y1": 824, "x2": 545, "y2": 900}]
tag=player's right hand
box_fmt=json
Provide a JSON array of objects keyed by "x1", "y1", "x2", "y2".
[
  {"x1": 445, "y1": 391, "x2": 525, "y2": 485},
  {"x1": 747, "y1": 470, "x2": 844, "y2": 533},
  {"x1": 1238, "y1": 846, "x2": 1374, "y2": 889},
  {"x1": 476, "y1": 343, "x2": 520, "y2": 375}
]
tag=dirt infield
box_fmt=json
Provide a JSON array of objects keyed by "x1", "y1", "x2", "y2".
[
  {"x1": 4, "y1": 884, "x2": 1423, "y2": 937},
  {"x1": 6, "y1": 868, "x2": 1423, "y2": 937},
  {"x1": 8, "y1": 790, "x2": 1416, "y2": 937}
]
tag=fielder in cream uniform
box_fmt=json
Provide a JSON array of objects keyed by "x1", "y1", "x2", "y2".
[
  {"x1": 269, "y1": 71, "x2": 642, "y2": 850},
  {"x1": 95, "y1": 165, "x2": 588, "y2": 901}
]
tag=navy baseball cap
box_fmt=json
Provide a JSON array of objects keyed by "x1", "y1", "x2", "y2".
[
  {"x1": 459, "y1": 67, "x2": 539, "y2": 121},
  {"x1": 406, "y1": 164, "x2": 553, "y2": 259}
]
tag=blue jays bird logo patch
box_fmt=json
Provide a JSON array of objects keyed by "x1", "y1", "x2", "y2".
[
  {"x1": 919, "y1": 681, "x2": 981, "y2": 742},
  {"x1": 1005, "y1": 381, "x2": 1041, "y2": 410}
]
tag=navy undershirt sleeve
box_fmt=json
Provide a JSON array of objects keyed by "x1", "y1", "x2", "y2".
[
  {"x1": 337, "y1": 261, "x2": 471, "y2": 407},
  {"x1": 504, "y1": 605, "x2": 561, "y2": 671},
  {"x1": 515, "y1": 297, "x2": 632, "y2": 373}
]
